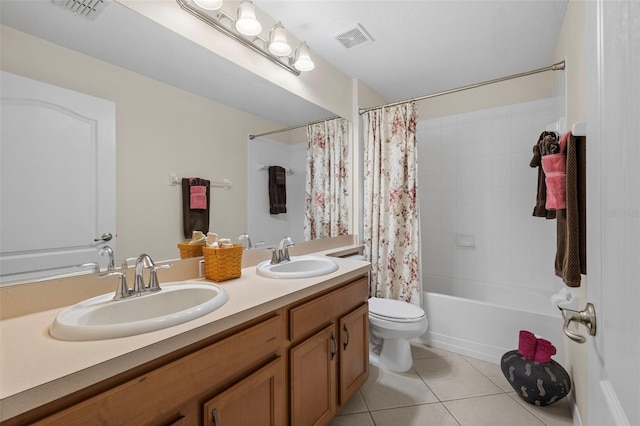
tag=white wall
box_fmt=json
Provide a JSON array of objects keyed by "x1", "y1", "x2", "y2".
[
  {"x1": 418, "y1": 97, "x2": 566, "y2": 314},
  {"x1": 247, "y1": 137, "x2": 305, "y2": 247}
]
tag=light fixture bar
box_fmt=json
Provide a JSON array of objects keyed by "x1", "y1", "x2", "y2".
[{"x1": 176, "y1": 0, "x2": 301, "y2": 76}]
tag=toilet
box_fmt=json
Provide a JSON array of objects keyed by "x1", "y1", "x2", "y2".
[{"x1": 368, "y1": 297, "x2": 428, "y2": 372}]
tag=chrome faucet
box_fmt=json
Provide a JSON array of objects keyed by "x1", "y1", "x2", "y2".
[
  {"x1": 133, "y1": 254, "x2": 155, "y2": 293},
  {"x1": 100, "y1": 254, "x2": 171, "y2": 299},
  {"x1": 267, "y1": 237, "x2": 295, "y2": 264},
  {"x1": 98, "y1": 246, "x2": 115, "y2": 271},
  {"x1": 238, "y1": 233, "x2": 253, "y2": 250},
  {"x1": 120, "y1": 257, "x2": 138, "y2": 269},
  {"x1": 76, "y1": 262, "x2": 100, "y2": 273},
  {"x1": 279, "y1": 237, "x2": 294, "y2": 262},
  {"x1": 100, "y1": 271, "x2": 130, "y2": 300},
  {"x1": 148, "y1": 263, "x2": 172, "y2": 292}
]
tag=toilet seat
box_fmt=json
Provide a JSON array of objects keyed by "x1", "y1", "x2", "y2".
[{"x1": 369, "y1": 297, "x2": 426, "y2": 323}]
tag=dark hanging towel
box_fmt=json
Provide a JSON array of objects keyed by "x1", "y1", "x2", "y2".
[
  {"x1": 182, "y1": 177, "x2": 210, "y2": 239},
  {"x1": 268, "y1": 166, "x2": 287, "y2": 214},
  {"x1": 555, "y1": 134, "x2": 587, "y2": 287}
]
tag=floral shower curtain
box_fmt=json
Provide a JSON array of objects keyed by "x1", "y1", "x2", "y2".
[
  {"x1": 305, "y1": 118, "x2": 351, "y2": 240},
  {"x1": 363, "y1": 102, "x2": 421, "y2": 305}
]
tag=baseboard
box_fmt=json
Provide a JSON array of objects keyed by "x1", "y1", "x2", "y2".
[
  {"x1": 417, "y1": 330, "x2": 510, "y2": 365},
  {"x1": 567, "y1": 391, "x2": 582, "y2": 426}
]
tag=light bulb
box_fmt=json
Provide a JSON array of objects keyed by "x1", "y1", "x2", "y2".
[
  {"x1": 193, "y1": 0, "x2": 222, "y2": 11},
  {"x1": 294, "y1": 42, "x2": 315, "y2": 71},
  {"x1": 268, "y1": 22, "x2": 291, "y2": 56},
  {"x1": 235, "y1": 1, "x2": 262, "y2": 36}
]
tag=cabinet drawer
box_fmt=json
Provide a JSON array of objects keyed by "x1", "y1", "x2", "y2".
[
  {"x1": 289, "y1": 277, "x2": 368, "y2": 343},
  {"x1": 36, "y1": 314, "x2": 283, "y2": 426}
]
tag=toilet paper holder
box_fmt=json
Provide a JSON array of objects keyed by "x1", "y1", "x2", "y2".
[{"x1": 560, "y1": 303, "x2": 597, "y2": 344}]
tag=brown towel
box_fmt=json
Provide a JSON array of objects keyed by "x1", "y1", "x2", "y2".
[
  {"x1": 530, "y1": 132, "x2": 557, "y2": 219},
  {"x1": 555, "y1": 134, "x2": 586, "y2": 287},
  {"x1": 182, "y1": 177, "x2": 210, "y2": 239},
  {"x1": 269, "y1": 166, "x2": 287, "y2": 214}
]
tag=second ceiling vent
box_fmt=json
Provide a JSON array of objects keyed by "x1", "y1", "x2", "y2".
[{"x1": 334, "y1": 24, "x2": 373, "y2": 50}]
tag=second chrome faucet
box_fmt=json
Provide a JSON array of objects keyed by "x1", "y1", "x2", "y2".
[
  {"x1": 101, "y1": 254, "x2": 171, "y2": 300},
  {"x1": 267, "y1": 237, "x2": 295, "y2": 264}
]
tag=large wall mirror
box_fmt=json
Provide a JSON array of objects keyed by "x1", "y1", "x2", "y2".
[{"x1": 0, "y1": 0, "x2": 350, "y2": 285}]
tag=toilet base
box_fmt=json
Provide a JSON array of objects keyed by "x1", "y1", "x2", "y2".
[{"x1": 369, "y1": 337, "x2": 413, "y2": 372}]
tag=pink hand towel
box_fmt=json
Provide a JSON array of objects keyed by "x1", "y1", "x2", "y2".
[
  {"x1": 533, "y1": 338, "x2": 557, "y2": 363},
  {"x1": 518, "y1": 330, "x2": 537, "y2": 360},
  {"x1": 541, "y1": 132, "x2": 569, "y2": 210},
  {"x1": 190, "y1": 185, "x2": 207, "y2": 210}
]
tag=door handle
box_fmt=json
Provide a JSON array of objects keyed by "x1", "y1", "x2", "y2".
[
  {"x1": 561, "y1": 303, "x2": 597, "y2": 344},
  {"x1": 94, "y1": 232, "x2": 113, "y2": 242}
]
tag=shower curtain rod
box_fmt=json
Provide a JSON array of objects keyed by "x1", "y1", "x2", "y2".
[
  {"x1": 358, "y1": 60, "x2": 566, "y2": 115},
  {"x1": 249, "y1": 115, "x2": 341, "y2": 140}
]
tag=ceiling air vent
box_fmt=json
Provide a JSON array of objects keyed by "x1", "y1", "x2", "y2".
[
  {"x1": 51, "y1": 0, "x2": 109, "y2": 20},
  {"x1": 334, "y1": 24, "x2": 373, "y2": 50}
]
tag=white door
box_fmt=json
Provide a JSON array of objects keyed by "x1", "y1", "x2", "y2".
[
  {"x1": 586, "y1": 1, "x2": 639, "y2": 425},
  {"x1": 0, "y1": 71, "x2": 116, "y2": 283}
]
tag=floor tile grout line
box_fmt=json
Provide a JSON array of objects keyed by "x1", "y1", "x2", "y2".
[{"x1": 366, "y1": 400, "x2": 448, "y2": 413}]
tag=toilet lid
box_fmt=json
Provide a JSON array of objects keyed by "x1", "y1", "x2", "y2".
[{"x1": 368, "y1": 297, "x2": 425, "y2": 320}]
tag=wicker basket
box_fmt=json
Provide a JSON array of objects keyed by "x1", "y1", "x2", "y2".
[
  {"x1": 177, "y1": 242, "x2": 204, "y2": 259},
  {"x1": 203, "y1": 244, "x2": 243, "y2": 282}
]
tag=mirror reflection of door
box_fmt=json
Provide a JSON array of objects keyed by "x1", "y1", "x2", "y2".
[{"x1": 0, "y1": 72, "x2": 115, "y2": 284}]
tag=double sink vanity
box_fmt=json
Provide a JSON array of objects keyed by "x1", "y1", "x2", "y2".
[{"x1": 0, "y1": 236, "x2": 370, "y2": 425}]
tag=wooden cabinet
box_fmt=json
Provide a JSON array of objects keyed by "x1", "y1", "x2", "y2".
[
  {"x1": 203, "y1": 358, "x2": 284, "y2": 426},
  {"x1": 31, "y1": 313, "x2": 283, "y2": 426},
  {"x1": 338, "y1": 303, "x2": 369, "y2": 406},
  {"x1": 290, "y1": 325, "x2": 337, "y2": 425},
  {"x1": 288, "y1": 277, "x2": 369, "y2": 425},
  {"x1": 5, "y1": 273, "x2": 370, "y2": 426}
]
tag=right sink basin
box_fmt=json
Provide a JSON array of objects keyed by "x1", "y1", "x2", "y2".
[{"x1": 256, "y1": 255, "x2": 339, "y2": 279}]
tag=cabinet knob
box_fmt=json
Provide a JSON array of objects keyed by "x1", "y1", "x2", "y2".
[{"x1": 211, "y1": 408, "x2": 220, "y2": 426}]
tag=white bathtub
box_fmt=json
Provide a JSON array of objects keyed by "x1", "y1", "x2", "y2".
[{"x1": 417, "y1": 281, "x2": 565, "y2": 365}]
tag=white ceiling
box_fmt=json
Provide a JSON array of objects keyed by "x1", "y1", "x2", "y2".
[
  {"x1": 255, "y1": 0, "x2": 568, "y2": 104},
  {"x1": 1, "y1": 0, "x2": 568, "y2": 124}
]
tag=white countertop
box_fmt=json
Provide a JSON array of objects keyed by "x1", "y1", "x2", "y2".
[{"x1": 0, "y1": 251, "x2": 369, "y2": 421}]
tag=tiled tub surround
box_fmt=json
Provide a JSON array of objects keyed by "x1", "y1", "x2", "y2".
[
  {"x1": 0, "y1": 236, "x2": 366, "y2": 421},
  {"x1": 417, "y1": 98, "x2": 567, "y2": 362}
]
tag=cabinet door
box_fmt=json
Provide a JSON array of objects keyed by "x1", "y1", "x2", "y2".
[
  {"x1": 203, "y1": 358, "x2": 284, "y2": 426},
  {"x1": 339, "y1": 304, "x2": 369, "y2": 406},
  {"x1": 290, "y1": 324, "x2": 337, "y2": 426}
]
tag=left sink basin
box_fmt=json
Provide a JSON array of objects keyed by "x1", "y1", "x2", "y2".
[{"x1": 50, "y1": 282, "x2": 228, "y2": 341}]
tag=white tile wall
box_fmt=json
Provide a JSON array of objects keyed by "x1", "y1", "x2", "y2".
[{"x1": 418, "y1": 98, "x2": 565, "y2": 301}]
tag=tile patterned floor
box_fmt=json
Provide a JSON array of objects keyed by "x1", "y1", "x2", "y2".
[{"x1": 330, "y1": 343, "x2": 573, "y2": 426}]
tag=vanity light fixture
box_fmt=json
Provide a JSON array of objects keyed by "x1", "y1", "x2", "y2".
[
  {"x1": 268, "y1": 22, "x2": 291, "y2": 56},
  {"x1": 294, "y1": 42, "x2": 315, "y2": 71},
  {"x1": 235, "y1": 0, "x2": 261, "y2": 36},
  {"x1": 192, "y1": 0, "x2": 222, "y2": 11},
  {"x1": 178, "y1": 0, "x2": 314, "y2": 75}
]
